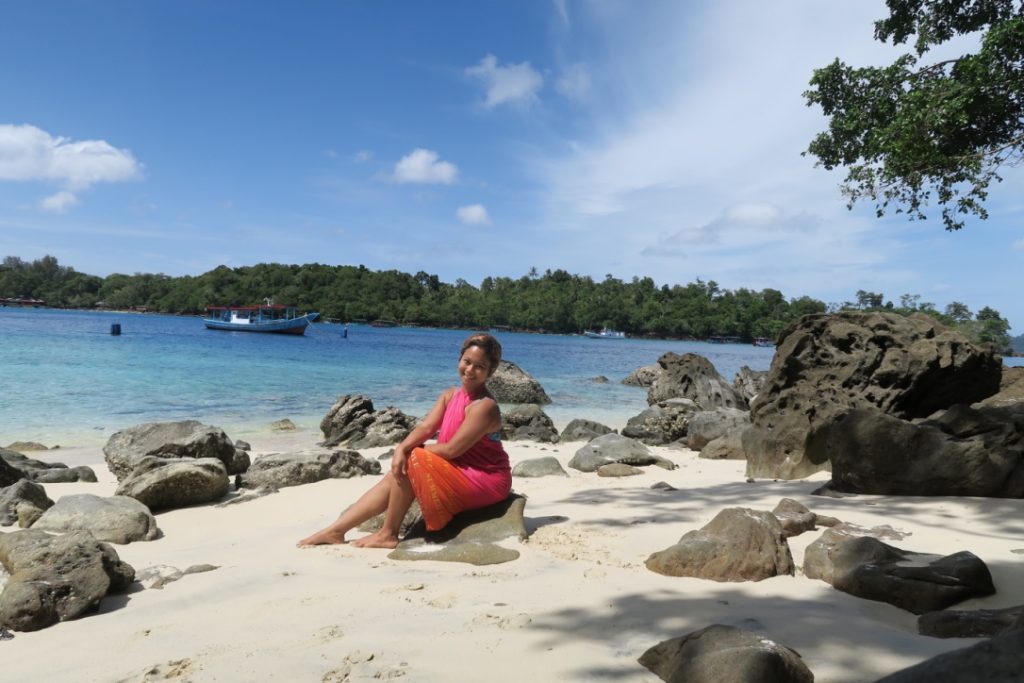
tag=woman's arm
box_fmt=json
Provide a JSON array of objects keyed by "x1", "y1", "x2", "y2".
[
  {"x1": 390, "y1": 388, "x2": 454, "y2": 479},
  {"x1": 424, "y1": 397, "x2": 500, "y2": 461}
]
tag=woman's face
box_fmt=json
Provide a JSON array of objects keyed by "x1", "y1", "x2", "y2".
[{"x1": 458, "y1": 345, "x2": 493, "y2": 392}]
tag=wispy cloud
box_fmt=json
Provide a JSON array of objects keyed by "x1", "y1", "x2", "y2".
[
  {"x1": 456, "y1": 204, "x2": 492, "y2": 227},
  {"x1": 392, "y1": 148, "x2": 458, "y2": 184},
  {"x1": 466, "y1": 54, "x2": 543, "y2": 108},
  {"x1": 556, "y1": 62, "x2": 590, "y2": 100},
  {"x1": 39, "y1": 190, "x2": 79, "y2": 213}
]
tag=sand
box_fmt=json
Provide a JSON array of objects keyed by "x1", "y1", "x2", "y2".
[{"x1": 3, "y1": 428, "x2": 1023, "y2": 682}]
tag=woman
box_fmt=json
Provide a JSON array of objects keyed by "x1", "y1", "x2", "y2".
[{"x1": 298, "y1": 333, "x2": 511, "y2": 549}]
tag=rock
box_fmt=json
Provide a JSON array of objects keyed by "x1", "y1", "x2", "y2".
[
  {"x1": 597, "y1": 463, "x2": 643, "y2": 477},
  {"x1": 651, "y1": 481, "x2": 678, "y2": 491},
  {"x1": 137, "y1": 563, "x2": 219, "y2": 590},
  {"x1": 699, "y1": 430, "x2": 748, "y2": 460},
  {"x1": 388, "y1": 495, "x2": 527, "y2": 565},
  {"x1": 511, "y1": 456, "x2": 568, "y2": 478},
  {"x1": 0, "y1": 448, "x2": 96, "y2": 483},
  {"x1": 803, "y1": 525, "x2": 995, "y2": 614},
  {"x1": 646, "y1": 507, "x2": 794, "y2": 582},
  {"x1": 0, "y1": 480, "x2": 54, "y2": 527},
  {"x1": 569, "y1": 434, "x2": 674, "y2": 472},
  {"x1": 103, "y1": 420, "x2": 241, "y2": 481},
  {"x1": 358, "y1": 500, "x2": 423, "y2": 537},
  {"x1": 976, "y1": 365, "x2": 1024, "y2": 407},
  {"x1": 918, "y1": 605, "x2": 1024, "y2": 638},
  {"x1": 559, "y1": 418, "x2": 615, "y2": 442},
  {"x1": 687, "y1": 408, "x2": 751, "y2": 451},
  {"x1": 0, "y1": 529, "x2": 135, "y2": 632},
  {"x1": 744, "y1": 311, "x2": 1001, "y2": 480},
  {"x1": 638, "y1": 624, "x2": 814, "y2": 683},
  {"x1": 271, "y1": 419, "x2": 297, "y2": 431},
  {"x1": 227, "y1": 448, "x2": 251, "y2": 475},
  {"x1": 811, "y1": 404, "x2": 1024, "y2": 497},
  {"x1": 4, "y1": 442, "x2": 49, "y2": 452},
  {"x1": 114, "y1": 457, "x2": 229, "y2": 512},
  {"x1": 32, "y1": 494, "x2": 159, "y2": 544},
  {"x1": 485, "y1": 360, "x2": 551, "y2": 404},
  {"x1": 623, "y1": 363, "x2": 661, "y2": 387},
  {"x1": 771, "y1": 498, "x2": 820, "y2": 538},
  {"x1": 622, "y1": 399, "x2": 701, "y2": 446},
  {"x1": 874, "y1": 627, "x2": 1024, "y2": 682},
  {"x1": 591, "y1": 375, "x2": 610, "y2": 383},
  {"x1": 319, "y1": 395, "x2": 417, "y2": 448},
  {"x1": 0, "y1": 455, "x2": 22, "y2": 487},
  {"x1": 234, "y1": 440, "x2": 251, "y2": 451},
  {"x1": 235, "y1": 450, "x2": 380, "y2": 489},
  {"x1": 732, "y1": 366, "x2": 769, "y2": 404},
  {"x1": 501, "y1": 404, "x2": 559, "y2": 443},
  {"x1": 648, "y1": 352, "x2": 748, "y2": 409}
]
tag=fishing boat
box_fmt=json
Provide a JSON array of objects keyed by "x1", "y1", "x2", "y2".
[
  {"x1": 752, "y1": 337, "x2": 775, "y2": 347},
  {"x1": 203, "y1": 300, "x2": 319, "y2": 335},
  {"x1": 584, "y1": 328, "x2": 626, "y2": 339}
]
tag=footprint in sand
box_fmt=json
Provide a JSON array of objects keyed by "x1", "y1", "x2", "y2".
[
  {"x1": 117, "y1": 658, "x2": 196, "y2": 682},
  {"x1": 531, "y1": 523, "x2": 636, "y2": 569},
  {"x1": 322, "y1": 651, "x2": 408, "y2": 681},
  {"x1": 315, "y1": 624, "x2": 345, "y2": 642},
  {"x1": 469, "y1": 612, "x2": 533, "y2": 629}
]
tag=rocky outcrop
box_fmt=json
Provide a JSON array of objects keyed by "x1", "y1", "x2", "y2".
[
  {"x1": 511, "y1": 456, "x2": 568, "y2": 478},
  {"x1": 699, "y1": 431, "x2": 747, "y2": 460},
  {"x1": 732, "y1": 366, "x2": 768, "y2": 404},
  {"x1": 648, "y1": 353, "x2": 748, "y2": 409},
  {"x1": 597, "y1": 463, "x2": 643, "y2": 477},
  {"x1": 0, "y1": 480, "x2": 54, "y2": 527},
  {"x1": 645, "y1": 507, "x2": 794, "y2": 582},
  {"x1": 270, "y1": 419, "x2": 297, "y2": 431},
  {"x1": 875, "y1": 626, "x2": 1024, "y2": 682},
  {"x1": 32, "y1": 494, "x2": 159, "y2": 544},
  {"x1": 0, "y1": 529, "x2": 135, "y2": 632},
  {"x1": 4, "y1": 441, "x2": 50, "y2": 452},
  {"x1": 501, "y1": 404, "x2": 559, "y2": 443},
  {"x1": 622, "y1": 399, "x2": 700, "y2": 446},
  {"x1": 771, "y1": 498, "x2": 840, "y2": 538},
  {"x1": 103, "y1": 420, "x2": 242, "y2": 481},
  {"x1": 0, "y1": 454, "x2": 25, "y2": 488},
  {"x1": 977, "y1": 365, "x2": 1024, "y2": 407},
  {"x1": 686, "y1": 408, "x2": 750, "y2": 451},
  {"x1": 486, "y1": 360, "x2": 551, "y2": 404},
  {"x1": 559, "y1": 418, "x2": 614, "y2": 442},
  {"x1": 569, "y1": 434, "x2": 675, "y2": 473},
  {"x1": 810, "y1": 404, "x2": 1024, "y2": 497},
  {"x1": 623, "y1": 364, "x2": 661, "y2": 387},
  {"x1": 235, "y1": 450, "x2": 380, "y2": 489},
  {"x1": 0, "y1": 447, "x2": 97, "y2": 484},
  {"x1": 639, "y1": 624, "x2": 814, "y2": 683},
  {"x1": 114, "y1": 457, "x2": 230, "y2": 511},
  {"x1": 918, "y1": 605, "x2": 1024, "y2": 639},
  {"x1": 319, "y1": 395, "x2": 417, "y2": 448},
  {"x1": 744, "y1": 312, "x2": 1002, "y2": 480},
  {"x1": 803, "y1": 525, "x2": 995, "y2": 614}
]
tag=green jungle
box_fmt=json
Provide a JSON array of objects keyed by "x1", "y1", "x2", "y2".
[{"x1": 1, "y1": 254, "x2": 1015, "y2": 351}]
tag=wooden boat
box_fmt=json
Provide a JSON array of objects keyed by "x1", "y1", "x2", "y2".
[
  {"x1": 203, "y1": 301, "x2": 319, "y2": 335},
  {"x1": 752, "y1": 337, "x2": 775, "y2": 347},
  {"x1": 584, "y1": 328, "x2": 626, "y2": 339}
]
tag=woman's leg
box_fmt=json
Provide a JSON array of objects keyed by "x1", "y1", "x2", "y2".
[
  {"x1": 350, "y1": 473, "x2": 415, "y2": 548},
  {"x1": 297, "y1": 474, "x2": 395, "y2": 546}
]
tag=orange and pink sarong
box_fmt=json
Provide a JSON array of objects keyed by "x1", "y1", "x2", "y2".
[{"x1": 406, "y1": 388, "x2": 511, "y2": 531}]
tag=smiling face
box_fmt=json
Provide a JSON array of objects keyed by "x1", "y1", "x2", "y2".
[{"x1": 458, "y1": 345, "x2": 494, "y2": 395}]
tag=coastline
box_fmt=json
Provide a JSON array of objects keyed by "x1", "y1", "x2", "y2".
[{"x1": 3, "y1": 429, "x2": 1021, "y2": 681}]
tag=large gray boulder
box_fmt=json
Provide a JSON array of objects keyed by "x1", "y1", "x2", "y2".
[
  {"x1": 639, "y1": 624, "x2": 814, "y2": 683},
  {"x1": 744, "y1": 312, "x2": 1002, "y2": 480},
  {"x1": 977, "y1": 365, "x2": 1024, "y2": 408},
  {"x1": 0, "y1": 448, "x2": 96, "y2": 483},
  {"x1": 103, "y1": 420, "x2": 241, "y2": 482},
  {"x1": 918, "y1": 605, "x2": 1024, "y2": 639},
  {"x1": 648, "y1": 352, "x2": 748, "y2": 409},
  {"x1": 623, "y1": 364, "x2": 661, "y2": 387},
  {"x1": 622, "y1": 399, "x2": 701, "y2": 446},
  {"x1": 875, "y1": 626, "x2": 1024, "y2": 682},
  {"x1": 319, "y1": 395, "x2": 417, "y2": 448},
  {"x1": 114, "y1": 456, "x2": 229, "y2": 511},
  {"x1": 686, "y1": 408, "x2": 751, "y2": 451},
  {"x1": 569, "y1": 434, "x2": 675, "y2": 472},
  {"x1": 0, "y1": 454, "x2": 22, "y2": 487},
  {"x1": 512, "y1": 456, "x2": 568, "y2": 478},
  {"x1": 486, "y1": 360, "x2": 551, "y2": 404},
  {"x1": 559, "y1": 418, "x2": 614, "y2": 442},
  {"x1": 803, "y1": 525, "x2": 995, "y2": 614},
  {"x1": 810, "y1": 404, "x2": 1024, "y2": 497},
  {"x1": 699, "y1": 430, "x2": 748, "y2": 460},
  {"x1": 0, "y1": 480, "x2": 54, "y2": 527},
  {"x1": 0, "y1": 529, "x2": 135, "y2": 632},
  {"x1": 732, "y1": 366, "x2": 768, "y2": 404},
  {"x1": 235, "y1": 450, "x2": 380, "y2": 489},
  {"x1": 32, "y1": 494, "x2": 159, "y2": 544},
  {"x1": 501, "y1": 404, "x2": 559, "y2": 443},
  {"x1": 645, "y1": 507, "x2": 794, "y2": 582}
]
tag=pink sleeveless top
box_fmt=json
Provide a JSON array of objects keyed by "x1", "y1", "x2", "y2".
[{"x1": 437, "y1": 388, "x2": 511, "y2": 495}]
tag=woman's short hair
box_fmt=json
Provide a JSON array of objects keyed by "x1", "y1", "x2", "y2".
[{"x1": 461, "y1": 333, "x2": 502, "y2": 371}]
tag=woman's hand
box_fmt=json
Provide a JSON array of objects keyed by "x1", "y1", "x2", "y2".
[{"x1": 390, "y1": 445, "x2": 409, "y2": 481}]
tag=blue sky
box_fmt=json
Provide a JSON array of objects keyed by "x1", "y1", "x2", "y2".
[{"x1": 2, "y1": 1, "x2": 1021, "y2": 332}]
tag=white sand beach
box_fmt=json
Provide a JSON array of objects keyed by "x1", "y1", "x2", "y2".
[{"x1": 3, "y1": 428, "x2": 1023, "y2": 682}]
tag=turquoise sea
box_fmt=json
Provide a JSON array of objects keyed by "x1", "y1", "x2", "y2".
[{"x1": 4, "y1": 308, "x2": 1017, "y2": 448}]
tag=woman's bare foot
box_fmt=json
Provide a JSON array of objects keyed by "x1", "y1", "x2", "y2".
[
  {"x1": 351, "y1": 530, "x2": 400, "y2": 549},
  {"x1": 297, "y1": 528, "x2": 349, "y2": 547}
]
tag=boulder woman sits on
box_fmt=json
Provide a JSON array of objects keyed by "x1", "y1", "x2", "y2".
[{"x1": 298, "y1": 333, "x2": 512, "y2": 549}]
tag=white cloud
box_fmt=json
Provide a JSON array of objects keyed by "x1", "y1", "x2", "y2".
[
  {"x1": 0, "y1": 123, "x2": 142, "y2": 190},
  {"x1": 466, "y1": 54, "x2": 543, "y2": 108},
  {"x1": 456, "y1": 204, "x2": 492, "y2": 227},
  {"x1": 556, "y1": 63, "x2": 591, "y2": 100},
  {"x1": 392, "y1": 148, "x2": 458, "y2": 184},
  {"x1": 353, "y1": 150, "x2": 373, "y2": 163},
  {"x1": 39, "y1": 190, "x2": 78, "y2": 213}
]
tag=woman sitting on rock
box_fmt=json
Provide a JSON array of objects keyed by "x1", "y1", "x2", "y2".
[{"x1": 298, "y1": 333, "x2": 511, "y2": 548}]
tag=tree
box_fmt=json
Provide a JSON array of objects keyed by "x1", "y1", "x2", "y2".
[
  {"x1": 976, "y1": 305, "x2": 1011, "y2": 347},
  {"x1": 804, "y1": 1, "x2": 1024, "y2": 230}
]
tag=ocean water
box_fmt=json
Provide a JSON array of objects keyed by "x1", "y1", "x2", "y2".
[{"x1": 8, "y1": 308, "x2": 1017, "y2": 448}]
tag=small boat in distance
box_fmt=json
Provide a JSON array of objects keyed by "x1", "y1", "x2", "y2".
[
  {"x1": 203, "y1": 299, "x2": 319, "y2": 335},
  {"x1": 752, "y1": 337, "x2": 774, "y2": 347},
  {"x1": 584, "y1": 328, "x2": 626, "y2": 339}
]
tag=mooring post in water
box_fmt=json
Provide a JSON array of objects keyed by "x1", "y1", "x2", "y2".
[{"x1": 110, "y1": 323, "x2": 121, "y2": 336}]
